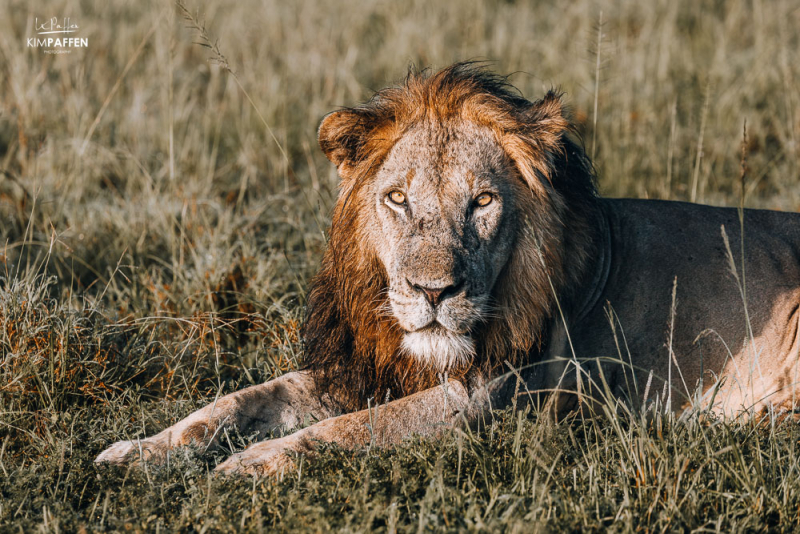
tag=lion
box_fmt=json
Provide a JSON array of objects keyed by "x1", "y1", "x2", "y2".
[{"x1": 96, "y1": 63, "x2": 800, "y2": 476}]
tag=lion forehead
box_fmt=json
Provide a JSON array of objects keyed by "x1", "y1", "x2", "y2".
[{"x1": 378, "y1": 121, "x2": 509, "y2": 188}]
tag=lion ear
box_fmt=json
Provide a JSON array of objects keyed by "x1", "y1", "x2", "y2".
[
  {"x1": 318, "y1": 109, "x2": 367, "y2": 177},
  {"x1": 527, "y1": 90, "x2": 569, "y2": 143},
  {"x1": 502, "y1": 90, "x2": 571, "y2": 189}
]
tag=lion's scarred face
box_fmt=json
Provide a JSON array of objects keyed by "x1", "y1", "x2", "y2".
[{"x1": 367, "y1": 122, "x2": 519, "y2": 371}]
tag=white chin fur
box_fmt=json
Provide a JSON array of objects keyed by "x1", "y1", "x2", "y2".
[{"x1": 401, "y1": 329, "x2": 475, "y2": 372}]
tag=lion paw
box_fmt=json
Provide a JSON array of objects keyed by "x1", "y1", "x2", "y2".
[
  {"x1": 94, "y1": 439, "x2": 167, "y2": 466},
  {"x1": 214, "y1": 441, "x2": 298, "y2": 478}
]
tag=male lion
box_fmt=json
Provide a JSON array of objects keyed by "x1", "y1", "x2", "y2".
[{"x1": 97, "y1": 63, "x2": 800, "y2": 476}]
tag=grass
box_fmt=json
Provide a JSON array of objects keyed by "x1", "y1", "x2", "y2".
[{"x1": 1, "y1": 0, "x2": 799, "y2": 531}]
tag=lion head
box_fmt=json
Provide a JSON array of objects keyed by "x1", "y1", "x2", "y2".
[{"x1": 303, "y1": 63, "x2": 601, "y2": 410}]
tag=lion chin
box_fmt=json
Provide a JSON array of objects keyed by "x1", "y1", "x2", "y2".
[{"x1": 401, "y1": 324, "x2": 475, "y2": 373}]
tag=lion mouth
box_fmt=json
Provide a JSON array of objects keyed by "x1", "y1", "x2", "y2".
[
  {"x1": 388, "y1": 289, "x2": 483, "y2": 336},
  {"x1": 408, "y1": 320, "x2": 471, "y2": 337},
  {"x1": 412, "y1": 322, "x2": 447, "y2": 334}
]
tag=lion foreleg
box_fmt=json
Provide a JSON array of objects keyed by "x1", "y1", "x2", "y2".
[
  {"x1": 95, "y1": 371, "x2": 332, "y2": 466},
  {"x1": 214, "y1": 379, "x2": 470, "y2": 477}
]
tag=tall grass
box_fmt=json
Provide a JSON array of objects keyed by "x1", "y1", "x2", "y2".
[{"x1": 1, "y1": 0, "x2": 799, "y2": 530}]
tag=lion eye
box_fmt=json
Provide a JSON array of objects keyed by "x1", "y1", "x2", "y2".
[
  {"x1": 475, "y1": 193, "x2": 493, "y2": 207},
  {"x1": 388, "y1": 191, "x2": 407, "y2": 205}
]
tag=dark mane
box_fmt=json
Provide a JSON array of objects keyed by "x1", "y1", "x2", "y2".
[{"x1": 304, "y1": 63, "x2": 600, "y2": 411}]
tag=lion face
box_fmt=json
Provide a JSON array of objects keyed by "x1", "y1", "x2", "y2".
[
  {"x1": 311, "y1": 64, "x2": 588, "y2": 407},
  {"x1": 367, "y1": 121, "x2": 519, "y2": 371}
]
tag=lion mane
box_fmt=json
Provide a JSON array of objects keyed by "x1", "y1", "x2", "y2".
[{"x1": 303, "y1": 63, "x2": 602, "y2": 411}]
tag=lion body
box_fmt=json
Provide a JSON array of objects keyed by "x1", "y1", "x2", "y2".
[
  {"x1": 96, "y1": 64, "x2": 800, "y2": 476},
  {"x1": 551, "y1": 199, "x2": 800, "y2": 414}
]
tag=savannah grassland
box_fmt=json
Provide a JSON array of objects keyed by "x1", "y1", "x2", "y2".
[{"x1": 1, "y1": 0, "x2": 800, "y2": 531}]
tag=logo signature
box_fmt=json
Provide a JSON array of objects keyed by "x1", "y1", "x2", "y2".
[{"x1": 27, "y1": 17, "x2": 88, "y2": 54}]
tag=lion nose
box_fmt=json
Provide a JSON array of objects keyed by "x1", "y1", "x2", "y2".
[{"x1": 410, "y1": 280, "x2": 464, "y2": 307}]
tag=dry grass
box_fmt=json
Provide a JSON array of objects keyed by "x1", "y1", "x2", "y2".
[{"x1": 1, "y1": 0, "x2": 800, "y2": 531}]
